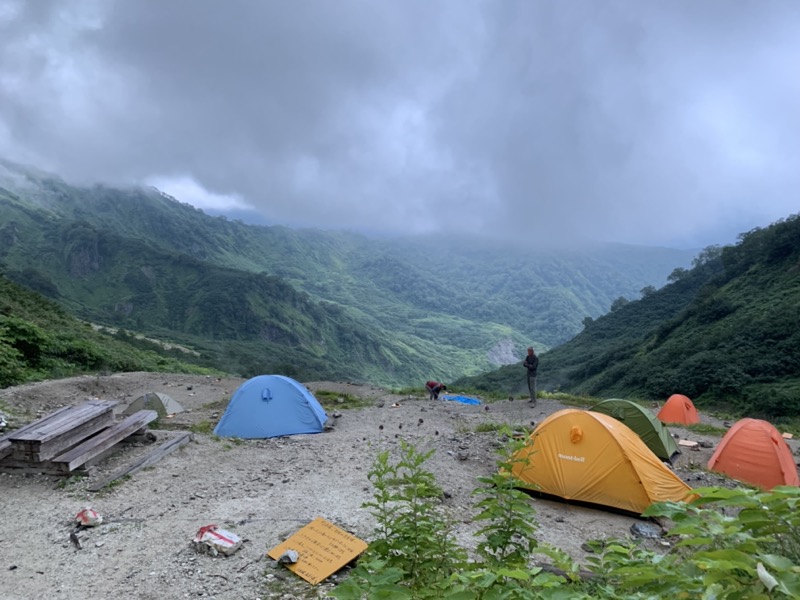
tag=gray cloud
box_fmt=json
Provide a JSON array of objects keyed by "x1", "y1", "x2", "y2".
[{"x1": 1, "y1": 0, "x2": 798, "y2": 247}]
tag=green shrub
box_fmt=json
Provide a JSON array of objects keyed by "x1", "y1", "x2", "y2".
[
  {"x1": 334, "y1": 440, "x2": 466, "y2": 598},
  {"x1": 583, "y1": 486, "x2": 800, "y2": 598},
  {"x1": 333, "y1": 443, "x2": 800, "y2": 599}
]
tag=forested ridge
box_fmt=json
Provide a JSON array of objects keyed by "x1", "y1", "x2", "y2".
[
  {"x1": 0, "y1": 275, "x2": 215, "y2": 388},
  {"x1": 458, "y1": 213, "x2": 800, "y2": 420},
  {"x1": 0, "y1": 159, "x2": 693, "y2": 386},
  {"x1": 3, "y1": 155, "x2": 799, "y2": 417}
]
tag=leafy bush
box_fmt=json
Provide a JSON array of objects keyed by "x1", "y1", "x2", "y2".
[
  {"x1": 334, "y1": 441, "x2": 467, "y2": 598},
  {"x1": 583, "y1": 487, "x2": 800, "y2": 598},
  {"x1": 333, "y1": 442, "x2": 800, "y2": 599}
]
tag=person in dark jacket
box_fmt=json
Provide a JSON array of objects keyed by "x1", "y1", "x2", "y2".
[
  {"x1": 523, "y1": 347, "x2": 539, "y2": 405},
  {"x1": 425, "y1": 380, "x2": 447, "y2": 401}
]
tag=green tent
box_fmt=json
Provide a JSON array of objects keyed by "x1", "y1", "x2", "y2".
[
  {"x1": 123, "y1": 392, "x2": 184, "y2": 418},
  {"x1": 590, "y1": 398, "x2": 680, "y2": 462}
]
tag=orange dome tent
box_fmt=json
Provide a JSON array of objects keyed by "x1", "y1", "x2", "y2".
[
  {"x1": 511, "y1": 409, "x2": 694, "y2": 514},
  {"x1": 707, "y1": 418, "x2": 800, "y2": 490},
  {"x1": 657, "y1": 394, "x2": 700, "y2": 425}
]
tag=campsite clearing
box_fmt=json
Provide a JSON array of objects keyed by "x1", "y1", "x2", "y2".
[{"x1": 0, "y1": 372, "x2": 796, "y2": 600}]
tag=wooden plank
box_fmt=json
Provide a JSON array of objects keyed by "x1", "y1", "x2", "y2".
[
  {"x1": 9, "y1": 400, "x2": 116, "y2": 461},
  {"x1": 87, "y1": 433, "x2": 193, "y2": 492},
  {"x1": 0, "y1": 440, "x2": 11, "y2": 461},
  {"x1": 11, "y1": 404, "x2": 100, "y2": 440},
  {"x1": 0, "y1": 406, "x2": 74, "y2": 444},
  {"x1": 52, "y1": 410, "x2": 158, "y2": 471},
  {"x1": 0, "y1": 457, "x2": 90, "y2": 476},
  {"x1": 12, "y1": 410, "x2": 115, "y2": 462},
  {"x1": 11, "y1": 400, "x2": 116, "y2": 443}
]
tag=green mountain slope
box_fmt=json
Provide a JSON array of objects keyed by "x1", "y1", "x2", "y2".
[
  {"x1": 0, "y1": 158, "x2": 697, "y2": 386},
  {"x1": 0, "y1": 217, "x2": 464, "y2": 385},
  {"x1": 0, "y1": 274, "x2": 215, "y2": 388},
  {"x1": 458, "y1": 214, "x2": 800, "y2": 419}
]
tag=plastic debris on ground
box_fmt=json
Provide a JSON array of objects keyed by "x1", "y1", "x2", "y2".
[
  {"x1": 75, "y1": 508, "x2": 103, "y2": 527},
  {"x1": 192, "y1": 524, "x2": 242, "y2": 557},
  {"x1": 278, "y1": 549, "x2": 299, "y2": 564},
  {"x1": 440, "y1": 394, "x2": 481, "y2": 406}
]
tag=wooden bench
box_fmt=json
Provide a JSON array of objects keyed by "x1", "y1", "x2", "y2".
[
  {"x1": 0, "y1": 406, "x2": 74, "y2": 443},
  {"x1": 9, "y1": 400, "x2": 117, "y2": 462},
  {"x1": 52, "y1": 410, "x2": 158, "y2": 472},
  {"x1": 0, "y1": 439, "x2": 11, "y2": 461}
]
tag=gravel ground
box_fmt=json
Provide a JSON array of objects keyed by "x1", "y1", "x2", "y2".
[{"x1": 0, "y1": 373, "x2": 794, "y2": 600}]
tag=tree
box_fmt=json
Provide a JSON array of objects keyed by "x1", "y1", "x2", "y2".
[
  {"x1": 640, "y1": 285, "x2": 656, "y2": 298},
  {"x1": 691, "y1": 244, "x2": 722, "y2": 268},
  {"x1": 610, "y1": 297, "x2": 629, "y2": 312},
  {"x1": 667, "y1": 267, "x2": 689, "y2": 283}
]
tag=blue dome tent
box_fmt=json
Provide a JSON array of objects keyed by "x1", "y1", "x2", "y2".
[{"x1": 213, "y1": 375, "x2": 328, "y2": 439}]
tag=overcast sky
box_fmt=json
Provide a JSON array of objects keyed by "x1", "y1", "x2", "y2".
[{"x1": 1, "y1": 1, "x2": 798, "y2": 248}]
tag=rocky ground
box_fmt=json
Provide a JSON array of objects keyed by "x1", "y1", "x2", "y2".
[{"x1": 0, "y1": 373, "x2": 794, "y2": 600}]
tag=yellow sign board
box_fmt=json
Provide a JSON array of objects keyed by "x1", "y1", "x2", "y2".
[{"x1": 267, "y1": 517, "x2": 368, "y2": 585}]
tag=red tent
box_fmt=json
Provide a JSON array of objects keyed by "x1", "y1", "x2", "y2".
[
  {"x1": 657, "y1": 394, "x2": 700, "y2": 425},
  {"x1": 708, "y1": 418, "x2": 799, "y2": 490}
]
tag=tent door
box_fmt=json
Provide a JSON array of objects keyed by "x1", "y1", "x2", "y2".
[{"x1": 261, "y1": 388, "x2": 273, "y2": 402}]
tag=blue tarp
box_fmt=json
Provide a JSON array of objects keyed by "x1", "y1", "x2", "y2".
[
  {"x1": 440, "y1": 394, "x2": 481, "y2": 406},
  {"x1": 214, "y1": 374, "x2": 328, "y2": 438}
]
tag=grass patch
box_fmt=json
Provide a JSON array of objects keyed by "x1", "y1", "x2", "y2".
[
  {"x1": 201, "y1": 398, "x2": 229, "y2": 411},
  {"x1": 684, "y1": 423, "x2": 728, "y2": 435},
  {"x1": 56, "y1": 475, "x2": 84, "y2": 489},
  {"x1": 94, "y1": 474, "x2": 132, "y2": 496},
  {"x1": 215, "y1": 435, "x2": 245, "y2": 447},
  {"x1": 474, "y1": 422, "x2": 507, "y2": 433},
  {"x1": 394, "y1": 386, "x2": 418, "y2": 396},
  {"x1": 189, "y1": 420, "x2": 214, "y2": 434},
  {"x1": 109, "y1": 474, "x2": 132, "y2": 487},
  {"x1": 0, "y1": 398, "x2": 23, "y2": 417},
  {"x1": 543, "y1": 391, "x2": 598, "y2": 408},
  {"x1": 474, "y1": 421, "x2": 534, "y2": 436},
  {"x1": 314, "y1": 390, "x2": 372, "y2": 410}
]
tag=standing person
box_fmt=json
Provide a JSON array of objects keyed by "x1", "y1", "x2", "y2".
[
  {"x1": 523, "y1": 347, "x2": 539, "y2": 405},
  {"x1": 425, "y1": 380, "x2": 447, "y2": 401}
]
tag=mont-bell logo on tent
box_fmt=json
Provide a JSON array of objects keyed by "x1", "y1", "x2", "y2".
[{"x1": 557, "y1": 453, "x2": 585, "y2": 463}]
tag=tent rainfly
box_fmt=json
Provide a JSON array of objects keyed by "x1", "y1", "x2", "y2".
[
  {"x1": 707, "y1": 418, "x2": 800, "y2": 490},
  {"x1": 657, "y1": 394, "x2": 700, "y2": 425},
  {"x1": 123, "y1": 392, "x2": 184, "y2": 417},
  {"x1": 511, "y1": 409, "x2": 694, "y2": 514},
  {"x1": 213, "y1": 375, "x2": 327, "y2": 439},
  {"x1": 591, "y1": 399, "x2": 680, "y2": 462}
]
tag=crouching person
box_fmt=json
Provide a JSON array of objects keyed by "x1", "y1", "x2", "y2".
[{"x1": 425, "y1": 380, "x2": 447, "y2": 401}]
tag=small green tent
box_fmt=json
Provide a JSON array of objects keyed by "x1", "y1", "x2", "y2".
[
  {"x1": 590, "y1": 398, "x2": 679, "y2": 462},
  {"x1": 123, "y1": 392, "x2": 184, "y2": 418}
]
